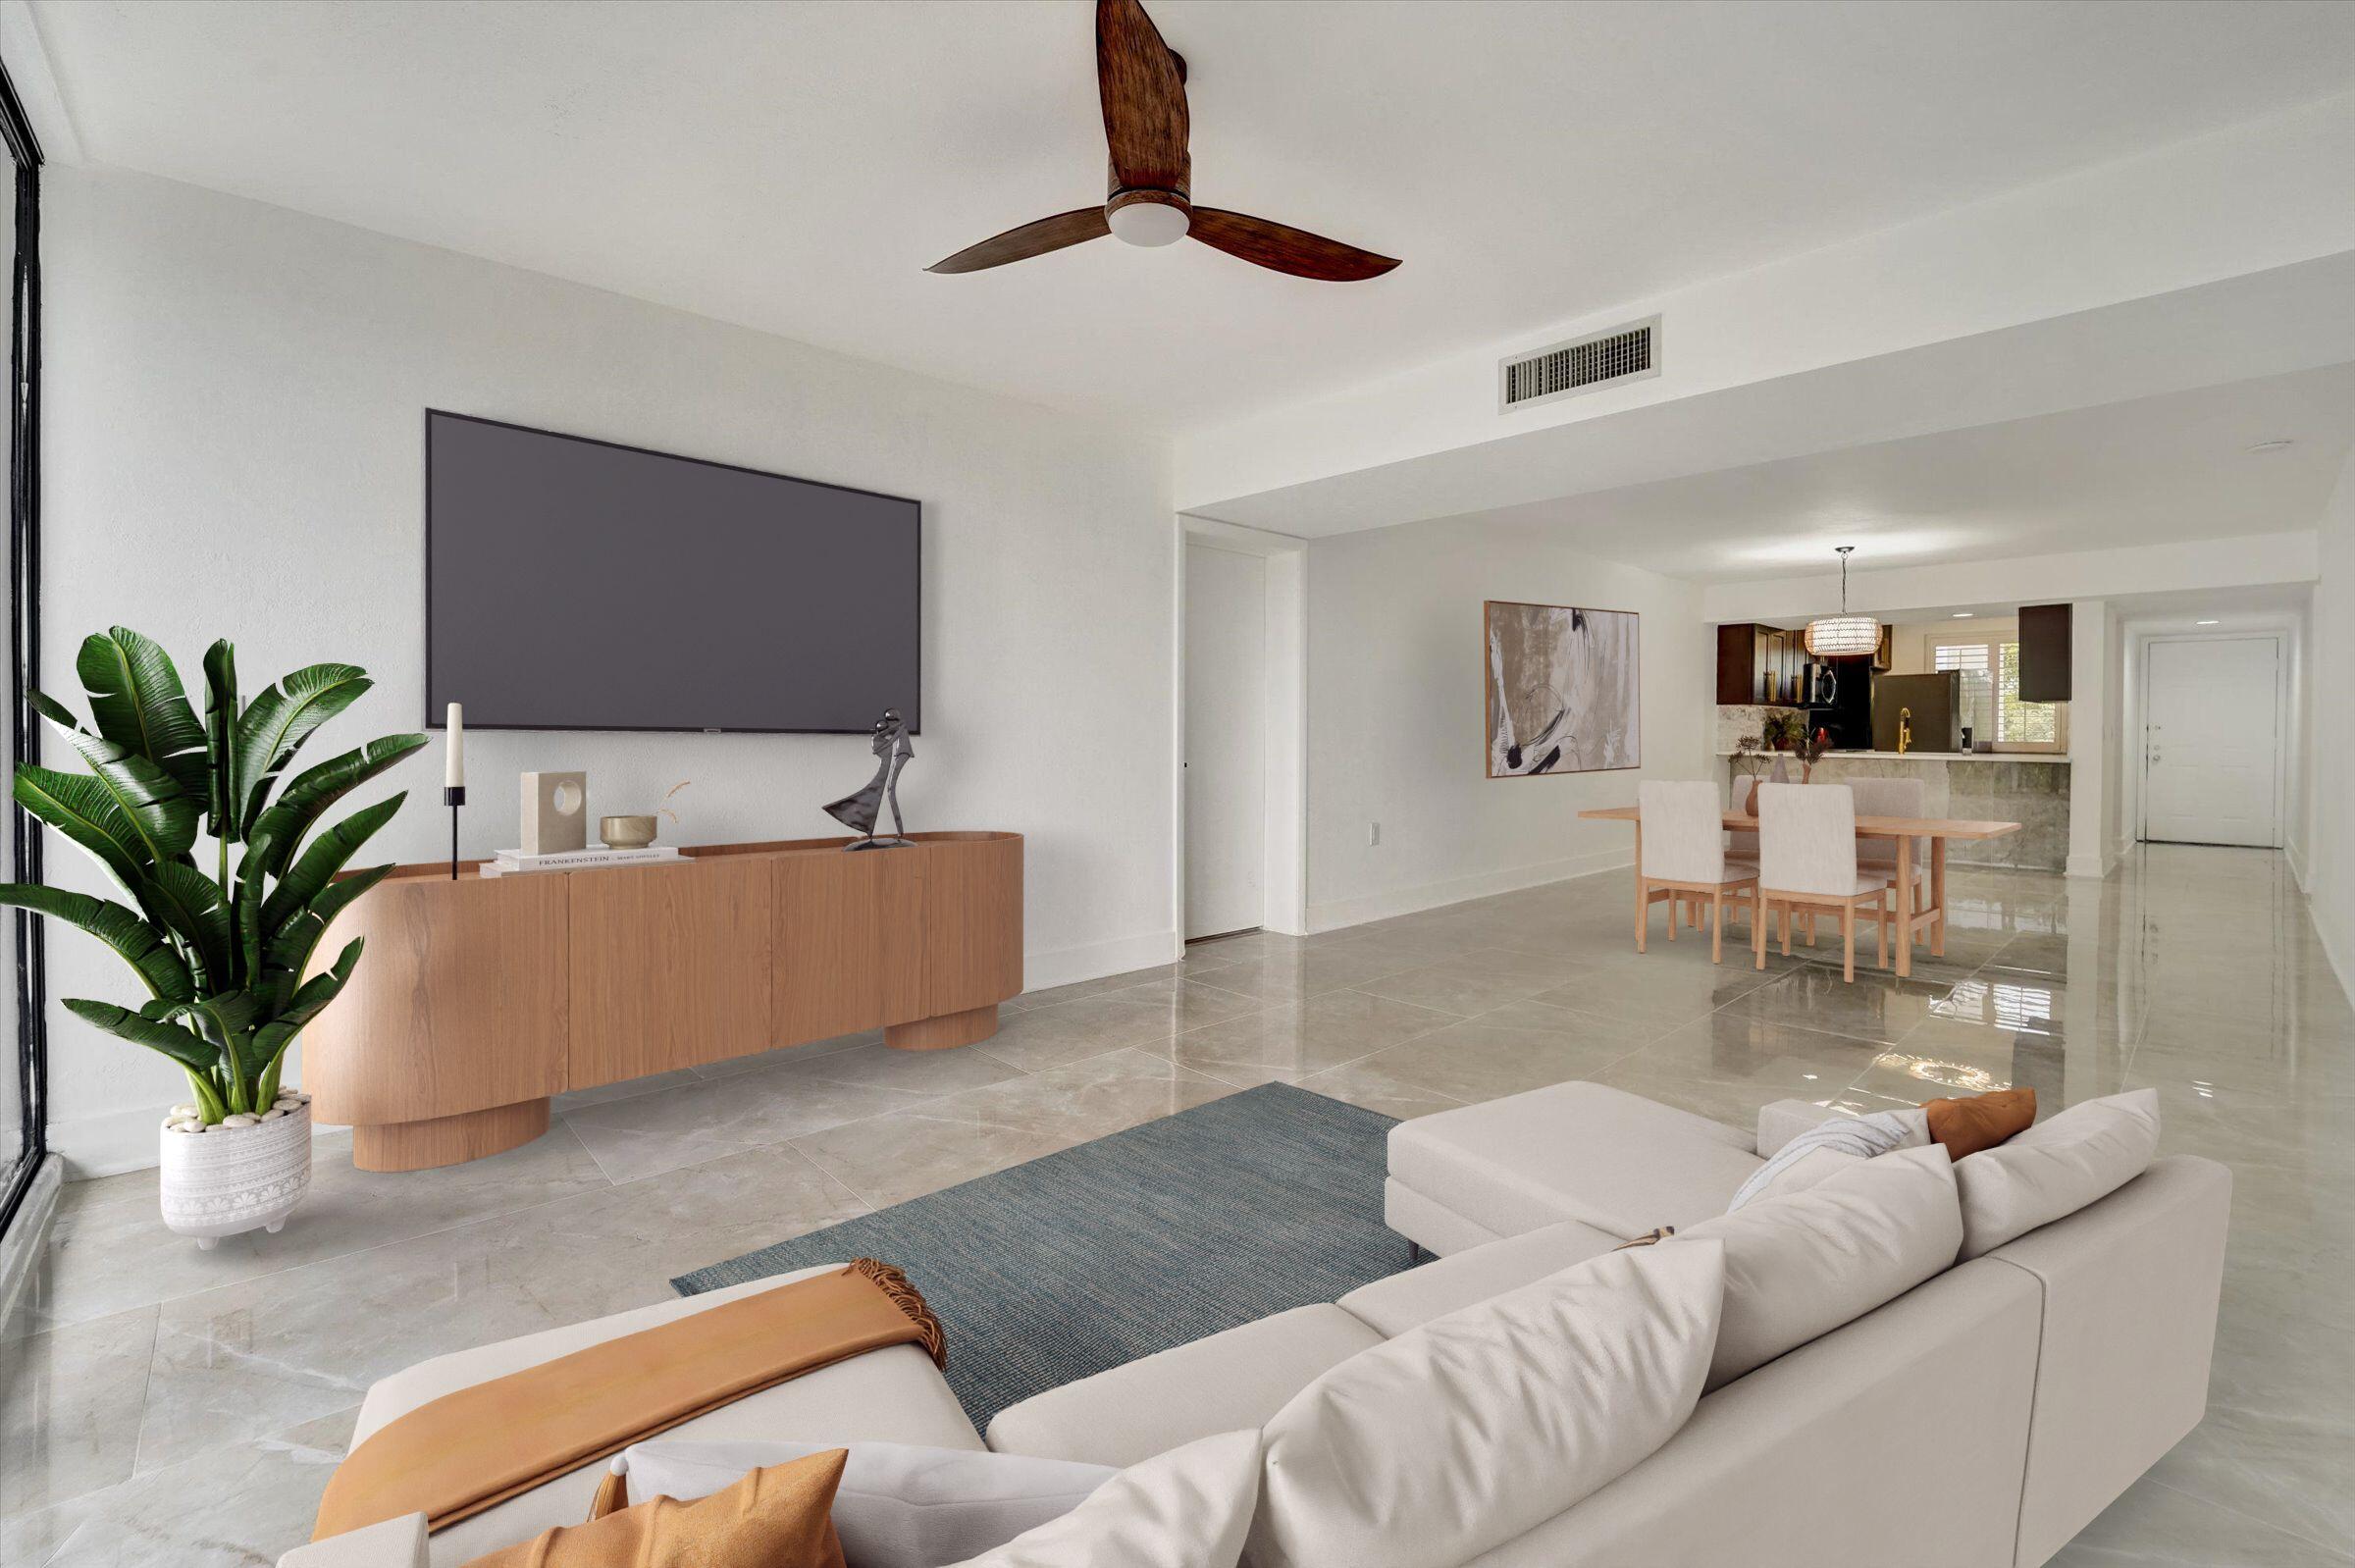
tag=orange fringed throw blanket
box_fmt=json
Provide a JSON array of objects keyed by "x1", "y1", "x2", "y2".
[{"x1": 313, "y1": 1259, "x2": 946, "y2": 1542}]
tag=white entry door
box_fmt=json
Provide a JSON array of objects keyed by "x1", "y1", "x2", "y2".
[
  {"x1": 1184, "y1": 543, "x2": 1267, "y2": 939},
  {"x1": 2142, "y1": 636, "x2": 2281, "y2": 848}
]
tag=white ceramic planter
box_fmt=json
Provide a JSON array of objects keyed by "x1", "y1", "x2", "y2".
[{"x1": 158, "y1": 1096, "x2": 313, "y2": 1249}]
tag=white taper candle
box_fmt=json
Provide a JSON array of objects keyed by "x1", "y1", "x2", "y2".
[{"x1": 445, "y1": 702, "x2": 465, "y2": 788}]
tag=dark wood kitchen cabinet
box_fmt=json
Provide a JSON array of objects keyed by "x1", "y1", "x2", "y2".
[
  {"x1": 1716, "y1": 622, "x2": 1809, "y2": 706},
  {"x1": 2018, "y1": 602, "x2": 2072, "y2": 703}
]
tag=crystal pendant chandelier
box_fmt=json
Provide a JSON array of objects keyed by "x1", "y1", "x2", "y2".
[{"x1": 1804, "y1": 546, "x2": 1881, "y2": 657}]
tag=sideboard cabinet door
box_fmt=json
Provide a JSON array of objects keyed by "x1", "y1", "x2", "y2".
[
  {"x1": 568, "y1": 858, "x2": 774, "y2": 1087},
  {"x1": 773, "y1": 848, "x2": 929, "y2": 1041}
]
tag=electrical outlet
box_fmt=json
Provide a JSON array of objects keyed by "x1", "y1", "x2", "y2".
[{"x1": 1368, "y1": 821, "x2": 1382, "y2": 847}]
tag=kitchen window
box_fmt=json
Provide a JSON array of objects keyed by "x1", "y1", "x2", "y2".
[{"x1": 1931, "y1": 639, "x2": 2067, "y2": 753}]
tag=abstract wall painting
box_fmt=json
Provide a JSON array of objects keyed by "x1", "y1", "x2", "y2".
[{"x1": 1484, "y1": 601, "x2": 1641, "y2": 777}]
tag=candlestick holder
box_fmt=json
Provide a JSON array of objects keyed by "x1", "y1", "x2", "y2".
[{"x1": 445, "y1": 785, "x2": 466, "y2": 879}]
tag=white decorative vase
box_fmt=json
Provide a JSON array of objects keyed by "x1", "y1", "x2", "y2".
[{"x1": 158, "y1": 1094, "x2": 313, "y2": 1249}]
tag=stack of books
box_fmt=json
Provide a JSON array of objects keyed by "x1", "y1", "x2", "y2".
[{"x1": 487, "y1": 845, "x2": 686, "y2": 876}]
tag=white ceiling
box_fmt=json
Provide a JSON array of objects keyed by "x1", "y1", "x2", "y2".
[
  {"x1": 1441, "y1": 364, "x2": 2355, "y2": 584},
  {"x1": 26, "y1": 0, "x2": 2355, "y2": 430}
]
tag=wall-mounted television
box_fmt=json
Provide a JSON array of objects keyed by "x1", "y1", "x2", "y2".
[{"x1": 425, "y1": 411, "x2": 920, "y2": 734}]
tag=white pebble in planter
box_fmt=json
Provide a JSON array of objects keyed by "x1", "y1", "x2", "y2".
[{"x1": 158, "y1": 1101, "x2": 313, "y2": 1249}]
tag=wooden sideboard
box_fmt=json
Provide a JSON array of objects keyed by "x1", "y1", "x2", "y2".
[{"x1": 303, "y1": 831, "x2": 1022, "y2": 1171}]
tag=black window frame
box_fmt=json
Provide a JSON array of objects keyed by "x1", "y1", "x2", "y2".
[{"x1": 1, "y1": 55, "x2": 42, "y2": 1241}]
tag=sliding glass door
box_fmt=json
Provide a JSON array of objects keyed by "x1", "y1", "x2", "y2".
[{"x1": 1, "y1": 59, "x2": 41, "y2": 1239}]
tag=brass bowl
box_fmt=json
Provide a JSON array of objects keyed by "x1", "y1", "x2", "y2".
[{"x1": 600, "y1": 814, "x2": 658, "y2": 850}]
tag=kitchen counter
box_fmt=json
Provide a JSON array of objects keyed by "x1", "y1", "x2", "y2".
[
  {"x1": 1720, "y1": 751, "x2": 2070, "y2": 871},
  {"x1": 1714, "y1": 749, "x2": 2071, "y2": 764}
]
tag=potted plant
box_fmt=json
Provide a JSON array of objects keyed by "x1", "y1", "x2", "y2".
[
  {"x1": 1759, "y1": 709, "x2": 1806, "y2": 752},
  {"x1": 0, "y1": 629, "x2": 422, "y2": 1247}
]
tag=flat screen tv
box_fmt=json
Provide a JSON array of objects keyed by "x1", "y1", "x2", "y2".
[{"x1": 425, "y1": 410, "x2": 920, "y2": 733}]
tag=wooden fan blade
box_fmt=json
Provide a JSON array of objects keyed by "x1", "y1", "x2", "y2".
[
  {"x1": 1189, "y1": 208, "x2": 1400, "y2": 282},
  {"x1": 1097, "y1": 0, "x2": 1189, "y2": 193},
  {"x1": 926, "y1": 207, "x2": 1112, "y2": 274}
]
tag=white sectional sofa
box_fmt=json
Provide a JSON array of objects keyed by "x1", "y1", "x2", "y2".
[{"x1": 288, "y1": 1082, "x2": 2228, "y2": 1568}]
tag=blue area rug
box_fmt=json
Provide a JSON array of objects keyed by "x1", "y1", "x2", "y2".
[{"x1": 671, "y1": 1081, "x2": 1414, "y2": 1430}]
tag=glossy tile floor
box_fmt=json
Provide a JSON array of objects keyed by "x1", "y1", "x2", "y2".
[{"x1": 2, "y1": 844, "x2": 2347, "y2": 1565}]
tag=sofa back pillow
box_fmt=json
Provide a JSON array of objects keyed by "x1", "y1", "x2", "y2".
[
  {"x1": 947, "y1": 1430, "x2": 1260, "y2": 1568},
  {"x1": 1954, "y1": 1088, "x2": 2160, "y2": 1259},
  {"x1": 620, "y1": 1439, "x2": 1117, "y2": 1568},
  {"x1": 1725, "y1": 1106, "x2": 1928, "y2": 1212},
  {"x1": 1247, "y1": 1239, "x2": 1725, "y2": 1568},
  {"x1": 1676, "y1": 1143, "x2": 1962, "y2": 1391}
]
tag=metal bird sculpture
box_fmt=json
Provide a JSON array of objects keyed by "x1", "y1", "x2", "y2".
[{"x1": 824, "y1": 708, "x2": 915, "y2": 850}]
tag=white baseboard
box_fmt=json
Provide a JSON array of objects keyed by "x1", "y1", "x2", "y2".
[
  {"x1": 2065, "y1": 850, "x2": 2114, "y2": 880},
  {"x1": 1306, "y1": 847, "x2": 1633, "y2": 935},
  {"x1": 1021, "y1": 928, "x2": 1182, "y2": 992},
  {"x1": 2286, "y1": 838, "x2": 2311, "y2": 892}
]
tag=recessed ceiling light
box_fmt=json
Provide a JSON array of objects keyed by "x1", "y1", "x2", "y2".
[
  {"x1": 1951, "y1": 611, "x2": 1974, "y2": 618},
  {"x1": 2247, "y1": 440, "x2": 2295, "y2": 454},
  {"x1": 2196, "y1": 618, "x2": 2220, "y2": 626}
]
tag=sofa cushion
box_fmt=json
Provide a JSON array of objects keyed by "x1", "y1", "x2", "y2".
[
  {"x1": 1955, "y1": 1088, "x2": 2160, "y2": 1259},
  {"x1": 1674, "y1": 1144, "x2": 1962, "y2": 1391},
  {"x1": 983, "y1": 1306, "x2": 1380, "y2": 1469},
  {"x1": 353, "y1": 1268, "x2": 981, "y2": 1568},
  {"x1": 619, "y1": 1440, "x2": 1116, "y2": 1568},
  {"x1": 949, "y1": 1431, "x2": 1261, "y2": 1568},
  {"x1": 1337, "y1": 1219, "x2": 1622, "y2": 1337},
  {"x1": 1387, "y1": 1082, "x2": 1763, "y2": 1240},
  {"x1": 1725, "y1": 1106, "x2": 1926, "y2": 1212},
  {"x1": 1248, "y1": 1241, "x2": 1726, "y2": 1568}
]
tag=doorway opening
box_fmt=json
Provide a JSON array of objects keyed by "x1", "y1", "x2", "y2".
[
  {"x1": 1177, "y1": 518, "x2": 1306, "y2": 944},
  {"x1": 2138, "y1": 632, "x2": 2286, "y2": 849}
]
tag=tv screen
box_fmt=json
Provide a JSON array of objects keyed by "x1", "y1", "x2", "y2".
[{"x1": 425, "y1": 411, "x2": 920, "y2": 733}]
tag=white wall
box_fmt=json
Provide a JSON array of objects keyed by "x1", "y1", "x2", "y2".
[
  {"x1": 40, "y1": 166, "x2": 1178, "y2": 1173},
  {"x1": 1302, "y1": 517, "x2": 1707, "y2": 929},
  {"x1": 2306, "y1": 445, "x2": 2355, "y2": 988}
]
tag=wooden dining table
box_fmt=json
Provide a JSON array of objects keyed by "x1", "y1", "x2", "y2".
[{"x1": 1577, "y1": 806, "x2": 2023, "y2": 978}]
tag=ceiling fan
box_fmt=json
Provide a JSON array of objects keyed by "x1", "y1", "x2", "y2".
[{"x1": 927, "y1": 0, "x2": 1399, "y2": 282}]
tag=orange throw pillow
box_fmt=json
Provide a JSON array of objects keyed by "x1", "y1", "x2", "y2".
[
  {"x1": 463, "y1": 1449, "x2": 847, "y2": 1568},
  {"x1": 1921, "y1": 1087, "x2": 2036, "y2": 1159}
]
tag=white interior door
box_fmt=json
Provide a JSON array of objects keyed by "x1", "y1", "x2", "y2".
[
  {"x1": 2142, "y1": 636, "x2": 2281, "y2": 848},
  {"x1": 1184, "y1": 543, "x2": 1267, "y2": 940}
]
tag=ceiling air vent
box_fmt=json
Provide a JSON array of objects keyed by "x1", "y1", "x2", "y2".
[{"x1": 1498, "y1": 316, "x2": 1660, "y2": 412}]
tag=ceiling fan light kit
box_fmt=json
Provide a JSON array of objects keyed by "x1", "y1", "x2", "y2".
[
  {"x1": 1805, "y1": 546, "x2": 1883, "y2": 657},
  {"x1": 928, "y1": 0, "x2": 1398, "y2": 282}
]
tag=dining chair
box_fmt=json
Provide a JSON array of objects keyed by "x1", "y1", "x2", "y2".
[
  {"x1": 1638, "y1": 780, "x2": 1759, "y2": 964},
  {"x1": 1847, "y1": 776, "x2": 1931, "y2": 948},
  {"x1": 1754, "y1": 782, "x2": 1892, "y2": 982}
]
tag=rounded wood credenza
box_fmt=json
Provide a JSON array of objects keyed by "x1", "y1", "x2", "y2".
[{"x1": 302, "y1": 831, "x2": 1022, "y2": 1171}]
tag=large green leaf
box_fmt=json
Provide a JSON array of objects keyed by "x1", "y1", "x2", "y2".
[
  {"x1": 0, "y1": 882, "x2": 194, "y2": 1001},
  {"x1": 251, "y1": 936, "x2": 365, "y2": 1084},
  {"x1": 264, "y1": 861, "x2": 391, "y2": 985},
  {"x1": 235, "y1": 663, "x2": 371, "y2": 836},
  {"x1": 76, "y1": 628, "x2": 209, "y2": 800},
  {"x1": 58, "y1": 729, "x2": 200, "y2": 862},
  {"x1": 13, "y1": 766, "x2": 150, "y2": 898},
  {"x1": 63, "y1": 997, "x2": 217, "y2": 1074},
  {"x1": 259, "y1": 793, "x2": 404, "y2": 934},
  {"x1": 140, "y1": 861, "x2": 233, "y2": 988},
  {"x1": 245, "y1": 734, "x2": 425, "y2": 880},
  {"x1": 202, "y1": 641, "x2": 238, "y2": 839}
]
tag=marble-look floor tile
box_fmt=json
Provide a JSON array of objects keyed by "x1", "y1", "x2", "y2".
[
  {"x1": 788, "y1": 1111, "x2": 1078, "y2": 1211},
  {"x1": 1293, "y1": 1059, "x2": 1467, "y2": 1122},
  {"x1": 131, "y1": 1145, "x2": 869, "y2": 1471},
  {"x1": 553, "y1": 1068, "x2": 705, "y2": 1110},
  {"x1": 18, "y1": 1123, "x2": 614, "y2": 1333},
  {"x1": 1523, "y1": 959, "x2": 1769, "y2": 1033},
  {"x1": 967, "y1": 991, "x2": 1192, "y2": 1073},
  {"x1": 1715, "y1": 964, "x2": 1954, "y2": 1045},
  {"x1": 558, "y1": 1068, "x2": 930, "y2": 1182},
  {"x1": 765, "y1": 1039, "x2": 1027, "y2": 1098},
  {"x1": 2, "y1": 1407, "x2": 358, "y2": 1568},
  {"x1": 1352, "y1": 947, "x2": 1612, "y2": 1018},
  {"x1": 2147, "y1": 1408, "x2": 2355, "y2": 1558},
  {"x1": 909, "y1": 1048, "x2": 1239, "y2": 1141},
  {"x1": 1150, "y1": 990, "x2": 1456, "y2": 1087},
  {"x1": 2047, "y1": 1478, "x2": 2355, "y2": 1567},
  {"x1": 688, "y1": 1029, "x2": 880, "y2": 1078},
  {"x1": 0, "y1": 1305, "x2": 157, "y2": 1514},
  {"x1": 1600, "y1": 1014, "x2": 1885, "y2": 1111},
  {"x1": 1336, "y1": 1013, "x2": 1653, "y2": 1106},
  {"x1": 1008, "y1": 963, "x2": 1189, "y2": 1012},
  {"x1": 1173, "y1": 945, "x2": 1424, "y2": 1006}
]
